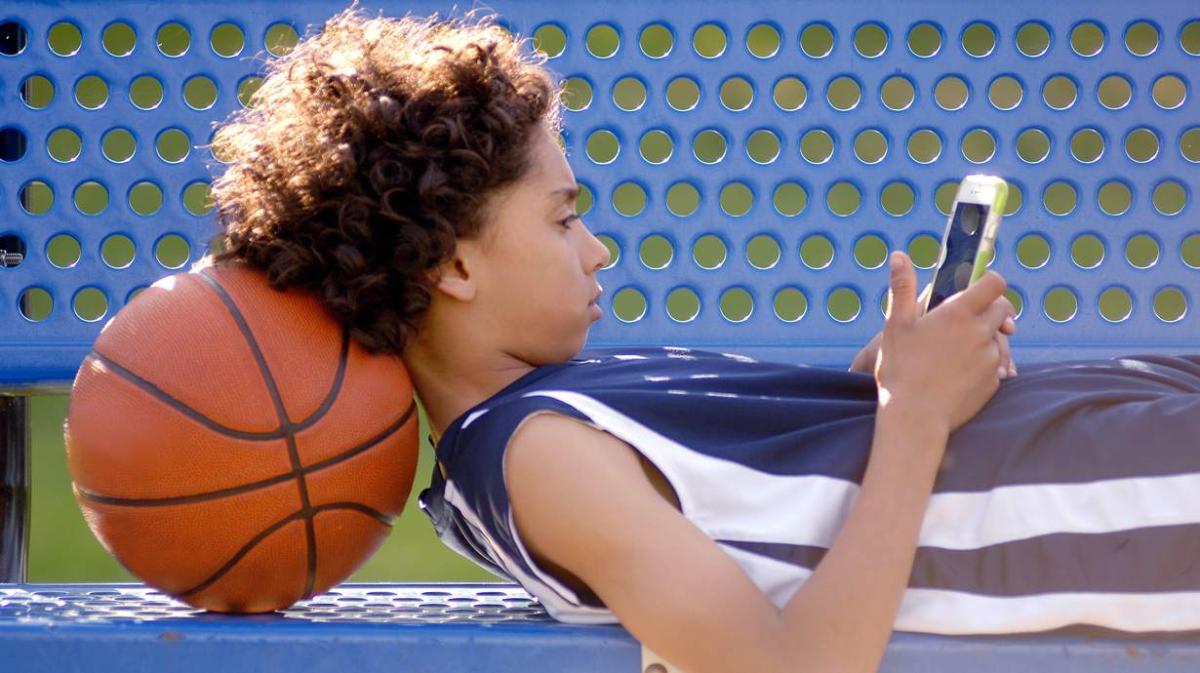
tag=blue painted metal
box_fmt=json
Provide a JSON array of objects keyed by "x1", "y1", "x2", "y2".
[
  {"x1": 0, "y1": 0, "x2": 1195, "y2": 380},
  {"x1": 2, "y1": 584, "x2": 1200, "y2": 672},
  {"x1": 1, "y1": 0, "x2": 1198, "y2": 670},
  {"x1": 0, "y1": 584, "x2": 642, "y2": 673}
]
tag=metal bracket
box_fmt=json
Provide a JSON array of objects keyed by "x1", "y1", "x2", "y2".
[{"x1": 0, "y1": 395, "x2": 29, "y2": 582}]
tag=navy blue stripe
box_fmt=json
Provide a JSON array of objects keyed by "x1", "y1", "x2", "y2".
[
  {"x1": 588, "y1": 353, "x2": 1200, "y2": 491},
  {"x1": 722, "y1": 523, "x2": 1200, "y2": 595},
  {"x1": 936, "y1": 358, "x2": 1200, "y2": 491}
]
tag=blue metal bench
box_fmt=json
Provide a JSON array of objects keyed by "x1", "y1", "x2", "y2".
[{"x1": 2, "y1": 0, "x2": 1199, "y2": 670}]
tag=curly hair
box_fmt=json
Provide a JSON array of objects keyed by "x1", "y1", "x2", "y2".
[{"x1": 205, "y1": 1, "x2": 564, "y2": 354}]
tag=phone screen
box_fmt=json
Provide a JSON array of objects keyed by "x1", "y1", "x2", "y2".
[{"x1": 926, "y1": 201, "x2": 990, "y2": 312}]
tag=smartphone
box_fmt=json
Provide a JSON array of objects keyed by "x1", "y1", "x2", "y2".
[{"x1": 921, "y1": 175, "x2": 1008, "y2": 315}]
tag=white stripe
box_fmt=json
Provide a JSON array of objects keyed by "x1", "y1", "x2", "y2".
[
  {"x1": 895, "y1": 588, "x2": 1200, "y2": 635},
  {"x1": 523, "y1": 390, "x2": 1200, "y2": 551},
  {"x1": 921, "y1": 474, "x2": 1200, "y2": 549},
  {"x1": 461, "y1": 408, "x2": 489, "y2": 428}
]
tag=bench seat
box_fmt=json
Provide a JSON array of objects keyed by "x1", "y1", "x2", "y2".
[{"x1": 3, "y1": 582, "x2": 1200, "y2": 672}]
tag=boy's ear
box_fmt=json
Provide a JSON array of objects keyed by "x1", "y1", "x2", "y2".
[{"x1": 428, "y1": 251, "x2": 477, "y2": 302}]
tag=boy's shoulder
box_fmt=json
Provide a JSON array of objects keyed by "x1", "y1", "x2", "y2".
[
  {"x1": 503, "y1": 408, "x2": 672, "y2": 606},
  {"x1": 505, "y1": 409, "x2": 645, "y2": 488}
]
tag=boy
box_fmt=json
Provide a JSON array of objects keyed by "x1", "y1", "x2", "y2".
[{"x1": 208, "y1": 5, "x2": 1200, "y2": 673}]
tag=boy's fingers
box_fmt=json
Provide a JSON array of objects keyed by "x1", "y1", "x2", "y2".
[
  {"x1": 983, "y1": 294, "x2": 1013, "y2": 333},
  {"x1": 886, "y1": 251, "x2": 917, "y2": 327},
  {"x1": 959, "y1": 270, "x2": 1007, "y2": 313},
  {"x1": 996, "y1": 333, "x2": 1013, "y2": 379}
]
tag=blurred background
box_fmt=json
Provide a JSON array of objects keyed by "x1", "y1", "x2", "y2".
[{"x1": 28, "y1": 394, "x2": 495, "y2": 583}]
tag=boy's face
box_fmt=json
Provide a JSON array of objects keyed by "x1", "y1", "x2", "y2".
[{"x1": 435, "y1": 125, "x2": 611, "y2": 364}]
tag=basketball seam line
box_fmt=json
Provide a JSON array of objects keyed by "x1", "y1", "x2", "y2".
[
  {"x1": 85, "y1": 325, "x2": 350, "y2": 441},
  {"x1": 73, "y1": 399, "x2": 416, "y2": 507},
  {"x1": 194, "y1": 269, "x2": 320, "y2": 600},
  {"x1": 175, "y1": 502, "x2": 391, "y2": 600}
]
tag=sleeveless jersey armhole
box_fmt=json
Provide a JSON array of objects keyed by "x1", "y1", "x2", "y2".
[
  {"x1": 437, "y1": 398, "x2": 620, "y2": 624},
  {"x1": 500, "y1": 409, "x2": 609, "y2": 609},
  {"x1": 519, "y1": 390, "x2": 696, "y2": 517}
]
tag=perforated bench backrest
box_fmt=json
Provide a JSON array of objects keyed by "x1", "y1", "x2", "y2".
[{"x1": 2, "y1": 0, "x2": 1197, "y2": 385}]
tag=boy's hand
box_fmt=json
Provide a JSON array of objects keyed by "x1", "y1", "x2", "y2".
[{"x1": 849, "y1": 280, "x2": 1017, "y2": 376}]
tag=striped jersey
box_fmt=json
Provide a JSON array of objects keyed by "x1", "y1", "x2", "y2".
[{"x1": 417, "y1": 345, "x2": 1200, "y2": 634}]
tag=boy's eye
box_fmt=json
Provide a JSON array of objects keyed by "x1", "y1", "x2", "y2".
[{"x1": 558, "y1": 214, "x2": 580, "y2": 228}]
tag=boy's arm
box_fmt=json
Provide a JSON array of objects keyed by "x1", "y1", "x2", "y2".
[{"x1": 505, "y1": 403, "x2": 948, "y2": 673}]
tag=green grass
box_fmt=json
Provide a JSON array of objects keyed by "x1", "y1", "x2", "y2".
[{"x1": 27, "y1": 395, "x2": 496, "y2": 584}]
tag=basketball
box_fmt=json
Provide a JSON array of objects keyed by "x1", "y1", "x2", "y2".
[{"x1": 63, "y1": 260, "x2": 421, "y2": 613}]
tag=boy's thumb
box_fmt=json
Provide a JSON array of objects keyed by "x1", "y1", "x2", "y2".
[{"x1": 886, "y1": 251, "x2": 917, "y2": 326}]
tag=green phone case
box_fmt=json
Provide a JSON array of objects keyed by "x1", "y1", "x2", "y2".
[
  {"x1": 967, "y1": 178, "x2": 1009, "y2": 285},
  {"x1": 919, "y1": 176, "x2": 1008, "y2": 316}
]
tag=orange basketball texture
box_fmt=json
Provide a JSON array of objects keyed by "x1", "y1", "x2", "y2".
[{"x1": 64, "y1": 261, "x2": 420, "y2": 613}]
